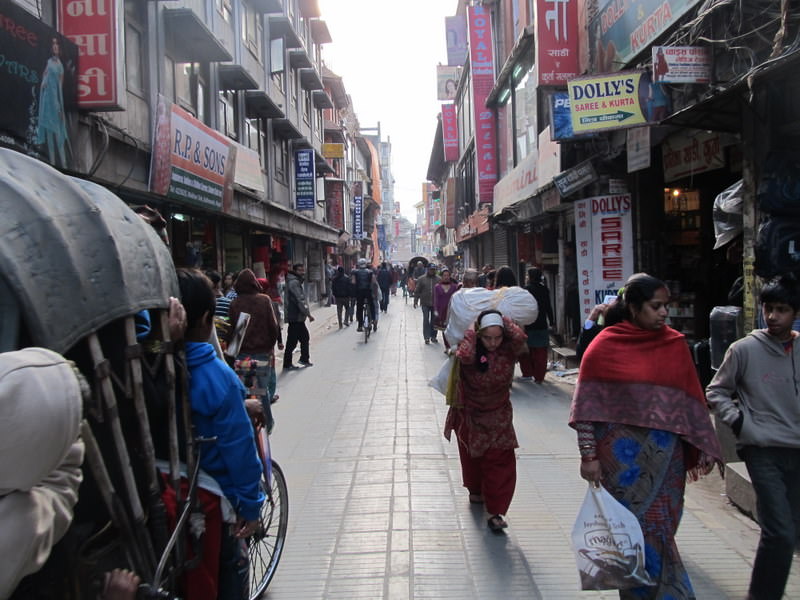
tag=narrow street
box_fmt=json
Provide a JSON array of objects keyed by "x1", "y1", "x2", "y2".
[{"x1": 266, "y1": 299, "x2": 800, "y2": 599}]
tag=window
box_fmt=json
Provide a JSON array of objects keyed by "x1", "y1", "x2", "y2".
[
  {"x1": 245, "y1": 119, "x2": 267, "y2": 166},
  {"x1": 242, "y1": 4, "x2": 262, "y2": 59},
  {"x1": 514, "y1": 65, "x2": 536, "y2": 162},
  {"x1": 273, "y1": 136, "x2": 287, "y2": 183},
  {"x1": 176, "y1": 62, "x2": 193, "y2": 110},
  {"x1": 289, "y1": 69, "x2": 297, "y2": 108},
  {"x1": 125, "y1": 23, "x2": 144, "y2": 95},
  {"x1": 303, "y1": 92, "x2": 311, "y2": 124},
  {"x1": 270, "y1": 38, "x2": 284, "y2": 74},
  {"x1": 163, "y1": 56, "x2": 175, "y2": 102},
  {"x1": 219, "y1": 91, "x2": 238, "y2": 140},
  {"x1": 216, "y1": 0, "x2": 232, "y2": 23}
]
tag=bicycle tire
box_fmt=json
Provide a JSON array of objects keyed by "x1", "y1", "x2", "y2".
[{"x1": 248, "y1": 460, "x2": 289, "y2": 599}]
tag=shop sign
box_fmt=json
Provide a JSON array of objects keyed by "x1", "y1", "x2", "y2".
[
  {"x1": 441, "y1": 104, "x2": 459, "y2": 161},
  {"x1": 652, "y1": 45, "x2": 711, "y2": 83},
  {"x1": 662, "y1": 129, "x2": 724, "y2": 182},
  {"x1": 322, "y1": 143, "x2": 344, "y2": 159},
  {"x1": 58, "y1": 0, "x2": 125, "y2": 109},
  {"x1": 445, "y1": 15, "x2": 468, "y2": 67},
  {"x1": 493, "y1": 150, "x2": 539, "y2": 215},
  {"x1": 437, "y1": 65, "x2": 460, "y2": 101},
  {"x1": 353, "y1": 182, "x2": 363, "y2": 239},
  {"x1": 325, "y1": 179, "x2": 344, "y2": 229},
  {"x1": 233, "y1": 143, "x2": 265, "y2": 199},
  {"x1": 149, "y1": 95, "x2": 236, "y2": 212},
  {"x1": 627, "y1": 126, "x2": 651, "y2": 173},
  {"x1": 590, "y1": 0, "x2": 702, "y2": 72},
  {"x1": 568, "y1": 70, "x2": 651, "y2": 134},
  {"x1": 445, "y1": 177, "x2": 457, "y2": 228},
  {"x1": 294, "y1": 149, "x2": 315, "y2": 211},
  {"x1": 554, "y1": 159, "x2": 597, "y2": 197},
  {"x1": 538, "y1": 125, "x2": 561, "y2": 183},
  {"x1": 549, "y1": 91, "x2": 576, "y2": 141},
  {"x1": 536, "y1": 0, "x2": 579, "y2": 85},
  {"x1": 574, "y1": 194, "x2": 634, "y2": 320},
  {"x1": 377, "y1": 223, "x2": 387, "y2": 251},
  {"x1": 0, "y1": 3, "x2": 80, "y2": 169},
  {"x1": 468, "y1": 5, "x2": 498, "y2": 205}
]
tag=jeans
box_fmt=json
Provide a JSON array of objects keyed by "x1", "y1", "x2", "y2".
[
  {"x1": 236, "y1": 352, "x2": 275, "y2": 433},
  {"x1": 218, "y1": 524, "x2": 249, "y2": 600},
  {"x1": 379, "y1": 286, "x2": 390, "y2": 312},
  {"x1": 421, "y1": 305, "x2": 437, "y2": 341},
  {"x1": 335, "y1": 297, "x2": 350, "y2": 326},
  {"x1": 283, "y1": 322, "x2": 310, "y2": 366},
  {"x1": 356, "y1": 290, "x2": 375, "y2": 327},
  {"x1": 739, "y1": 445, "x2": 800, "y2": 600}
]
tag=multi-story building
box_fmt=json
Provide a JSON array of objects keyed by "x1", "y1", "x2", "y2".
[{"x1": 1, "y1": 0, "x2": 387, "y2": 301}]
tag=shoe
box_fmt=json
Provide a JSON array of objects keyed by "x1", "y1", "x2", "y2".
[
  {"x1": 283, "y1": 364, "x2": 300, "y2": 371},
  {"x1": 488, "y1": 515, "x2": 508, "y2": 531},
  {"x1": 372, "y1": 323, "x2": 377, "y2": 332},
  {"x1": 357, "y1": 326, "x2": 363, "y2": 332},
  {"x1": 270, "y1": 394, "x2": 279, "y2": 404},
  {"x1": 299, "y1": 360, "x2": 313, "y2": 367},
  {"x1": 431, "y1": 338, "x2": 438, "y2": 343},
  {"x1": 425, "y1": 339, "x2": 430, "y2": 344}
]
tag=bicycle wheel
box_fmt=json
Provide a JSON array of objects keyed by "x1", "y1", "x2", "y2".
[{"x1": 248, "y1": 460, "x2": 289, "y2": 599}]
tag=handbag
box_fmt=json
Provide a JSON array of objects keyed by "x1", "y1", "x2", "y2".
[{"x1": 571, "y1": 483, "x2": 655, "y2": 590}]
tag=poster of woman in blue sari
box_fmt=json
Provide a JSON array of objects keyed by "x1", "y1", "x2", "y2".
[{"x1": 36, "y1": 37, "x2": 70, "y2": 168}]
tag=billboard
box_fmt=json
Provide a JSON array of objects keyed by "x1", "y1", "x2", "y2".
[
  {"x1": 0, "y1": 2, "x2": 79, "y2": 169},
  {"x1": 294, "y1": 149, "x2": 315, "y2": 211},
  {"x1": 441, "y1": 104, "x2": 459, "y2": 161},
  {"x1": 536, "y1": 0, "x2": 579, "y2": 85},
  {"x1": 652, "y1": 46, "x2": 711, "y2": 83},
  {"x1": 149, "y1": 95, "x2": 236, "y2": 212},
  {"x1": 437, "y1": 65, "x2": 460, "y2": 101},
  {"x1": 445, "y1": 15, "x2": 468, "y2": 66}
]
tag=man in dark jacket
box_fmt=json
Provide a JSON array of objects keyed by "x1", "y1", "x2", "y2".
[
  {"x1": 283, "y1": 263, "x2": 315, "y2": 370},
  {"x1": 519, "y1": 267, "x2": 554, "y2": 382},
  {"x1": 414, "y1": 263, "x2": 440, "y2": 344},
  {"x1": 352, "y1": 258, "x2": 376, "y2": 332},
  {"x1": 376, "y1": 262, "x2": 392, "y2": 313},
  {"x1": 331, "y1": 266, "x2": 352, "y2": 329}
]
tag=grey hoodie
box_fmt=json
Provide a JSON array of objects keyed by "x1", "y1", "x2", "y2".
[{"x1": 706, "y1": 329, "x2": 800, "y2": 448}]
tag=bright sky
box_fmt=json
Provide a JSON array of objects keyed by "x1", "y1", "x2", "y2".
[{"x1": 318, "y1": 0, "x2": 459, "y2": 222}]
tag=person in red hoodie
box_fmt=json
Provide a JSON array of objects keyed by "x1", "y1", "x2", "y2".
[{"x1": 227, "y1": 269, "x2": 281, "y2": 432}]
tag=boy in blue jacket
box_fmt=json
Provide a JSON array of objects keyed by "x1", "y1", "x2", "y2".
[{"x1": 177, "y1": 268, "x2": 264, "y2": 599}]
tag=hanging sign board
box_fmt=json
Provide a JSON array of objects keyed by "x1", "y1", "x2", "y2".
[
  {"x1": 554, "y1": 159, "x2": 597, "y2": 197},
  {"x1": 652, "y1": 46, "x2": 711, "y2": 83},
  {"x1": 568, "y1": 70, "x2": 651, "y2": 134},
  {"x1": 294, "y1": 149, "x2": 315, "y2": 211}
]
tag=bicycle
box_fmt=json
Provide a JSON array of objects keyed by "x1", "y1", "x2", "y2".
[
  {"x1": 234, "y1": 358, "x2": 289, "y2": 599},
  {"x1": 363, "y1": 306, "x2": 371, "y2": 343}
]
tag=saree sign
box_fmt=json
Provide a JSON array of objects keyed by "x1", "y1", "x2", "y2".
[
  {"x1": 441, "y1": 103, "x2": 459, "y2": 161},
  {"x1": 536, "y1": 0, "x2": 579, "y2": 85},
  {"x1": 468, "y1": 5, "x2": 498, "y2": 205},
  {"x1": 568, "y1": 71, "x2": 648, "y2": 134},
  {"x1": 590, "y1": 0, "x2": 701, "y2": 71},
  {"x1": 574, "y1": 195, "x2": 634, "y2": 319},
  {"x1": 662, "y1": 130, "x2": 724, "y2": 183},
  {"x1": 149, "y1": 96, "x2": 236, "y2": 212},
  {"x1": 58, "y1": 0, "x2": 124, "y2": 109}
]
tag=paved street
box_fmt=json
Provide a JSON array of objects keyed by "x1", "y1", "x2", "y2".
[{"x1": 265, "y1": 297, "x2": 800, "y2": 599}]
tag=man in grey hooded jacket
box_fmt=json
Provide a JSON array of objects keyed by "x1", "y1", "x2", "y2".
[{"x1": 706, "y1": 275, "x2": 800, "y2": 600}]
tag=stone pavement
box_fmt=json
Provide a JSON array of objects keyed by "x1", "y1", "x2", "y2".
[{"x1": 265, "y1": 297, "x2": 800, "y2": 599}]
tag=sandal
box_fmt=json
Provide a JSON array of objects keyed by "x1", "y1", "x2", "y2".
[
  {"x1": 487, "y1": 515, "x2": 508, "y2": 531},
  {"x1": 270, "y1": 394, "x2": 280, "y2": 404},
  {"x1": 468, "y1": 493, "x2": 484, "y2": 504}
]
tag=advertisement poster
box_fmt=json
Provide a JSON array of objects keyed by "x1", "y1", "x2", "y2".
[
  {"x1": 468, "y1": 5, "x2": 498, "y2": 205},
  {"x1": 574, "y1": 195, "x2": 634, "y2": 320},
  {"x1": 441, "y1": 104, "x2": 459, "y2": 161},
  {"x1": 536, "y1": 0, "x2": 579, "y2": 85},
  {"x1": 58, "y1": 0, "x2": 125, "y2": 109},
  {"x1": 550, "y1": 91, "x2": 576, "y2": 141},
  {"x1": 149, "y1": 95, "x2": 236, "y2": 212},
  {"x1": 445, "y1": 15, "x2": 468, "y2": 67},
  {"x1": 652, "y1": 46, "x2": 711, "y2": 83},
  {"x1": 326, "y1": 179, "x2": 344, "y2": 229},
  {"x1": 437, "y1": 65, "x2": 460, "y2": 101},
  {"x1": 294, "y1": 148, "x2": 315, "y2": 211},
  {"x1": 353, "y1": 182, "x2": 363, "y2": 239},
  {"x1": 0, "y1": 2, "x2": 79, "y2": 169},
  {"x1": 590, "y1": 0, "x2": 701, "y2": 72}
]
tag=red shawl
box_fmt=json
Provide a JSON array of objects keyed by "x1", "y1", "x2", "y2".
[{"x1": 569, "y1": 321, "x2": 722, "y2": 478}]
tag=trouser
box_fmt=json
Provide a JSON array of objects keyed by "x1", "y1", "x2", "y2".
[
  {"x1": 739, "y1": 445, "x2": 800, "y2": 600},
  {"x1": 379, "y1": 286, "x2": 390, "y2": 311},
  {"x1": 283, "y1": 322, "x2": 310, "y2": 365},
  {"x1": 236, "y1": 352, "x2": 275, "y2": 432},
  {"x1": 356, "y1": 290, "x2": 375, "y2": 326},
  {"x1": 456, "y1": 440, "x2": 516, "y2": 516},
  {"x1": 421, "y1": 305, "x2": 437, "y2": 341},
  {"x1": 336, "y1": 297, "x2": 350, "y2": 326},
  {"x1": 218, "y1": 524, "x2": 249, "y2": 600},
  {"x1": 518, "y1": 346, "x2": 548, "y2": 381}
]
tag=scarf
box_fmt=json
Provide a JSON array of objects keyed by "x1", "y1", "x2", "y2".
[{"x1": 569, "y1": 321, "x2": 722, "y2": 479}]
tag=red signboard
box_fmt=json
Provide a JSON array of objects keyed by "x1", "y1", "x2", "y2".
[
  {"x1": 326, "y1": 180, "x2": 344, "y2": 229},
  {"x1": 468, "y1": 5, "x2": 497, "y2": 205},
  {"x1": 58, "y1": 0, "x2": 123, "y2": 109},
  {"x1": 536, "y1": 0, "x2": 579, "y2": 85},
  {"x1": 441, "y1": 104, "x2": 459, "y2": 162}
]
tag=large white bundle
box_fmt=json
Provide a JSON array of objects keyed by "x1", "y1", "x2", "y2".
[{"x1": 444, "y1": 286, "x2": 538, "y2": 346}]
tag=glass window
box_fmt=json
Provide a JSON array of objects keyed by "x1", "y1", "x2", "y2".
[
  {"x1": 125, "y1": 23, "x2": 144, "y2": 95},
  {"x1": 164, "y1": 56, "x2": 175, "y2": 102},
  {"x1": 219, "y1": 91, "x2": 237, "y2": 140},
  {"x1": 242, "y1": 4, "x2": 262, "y2": 59},
  {"x1": 176, "y1": 62, "x2": 193, "y2": 110},
  {"x1": 514, "y1": 65, "x2": 537, "y2": 162},
  {"x1": 216, "y1": 0, "x2": 232, "y2": 22},
  {"x1": 270, "y1": 38, "x2": 284, "y2": 74},
  {"x1": 303, "y1": 92, "x2": 311, "y2": 124},
  {"x1": 273, "y1": 137, "x2": 287, "y2": 182},
  {"x1": 289, "y1": 69, "x2": 297, "y2": 108}
]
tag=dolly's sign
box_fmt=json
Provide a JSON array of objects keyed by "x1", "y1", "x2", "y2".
[{"x1": 568, "y1": 71, "x2": 649, "y2": 134}]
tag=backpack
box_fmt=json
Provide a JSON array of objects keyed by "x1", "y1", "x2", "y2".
[
  {"x1": 355, "y1": 268, "x2": 372, "y2": 291},
  {"x1": 754, "y1": 217, "x2": 800, "y2": 278},
  {"x1": 757, "y1": 151, "x2": 800, "y2": 216}
]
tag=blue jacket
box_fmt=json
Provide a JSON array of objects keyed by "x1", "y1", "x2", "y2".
[{"x1": 185, "y1": 342, "x2": 265, "y2": 521}]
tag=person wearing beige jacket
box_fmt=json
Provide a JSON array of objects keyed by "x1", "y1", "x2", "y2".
[{"x1": 0, "y1": 347, "x2": 85, "y2": 600}]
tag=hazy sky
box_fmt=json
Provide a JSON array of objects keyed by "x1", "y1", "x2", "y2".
[{"x1": 318, "y1": 0, "x2": 459, "y2": 221}]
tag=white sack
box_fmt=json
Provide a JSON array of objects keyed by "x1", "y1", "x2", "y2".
[{"x1": 444, "y1": 286, "x2": 538, "y2": 346}]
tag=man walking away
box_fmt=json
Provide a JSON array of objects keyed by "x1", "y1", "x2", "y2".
[
  {"x1": 377, "y1": 262, "x2": 392, "y2": 313},
  {"x1": 331, "y1": 266, "x2": 351, "y2": 329},
  {"x1": 519, "y1": 267, "x2": 554, "y2": 383},
  {"x1": 352, "y1": 258, "x2": 376, "y2": 332},
  {"x1": 414, "y1": 263, "x2": 441, "y2": 344},
  {"x1": 283, "y1": 263, "x2": 315, "y2": 370},
  {"x1": 706, "y1": 275, "x2": 800, "y2": 600},
  {"x1": 477, "y1": 264, "x2": 494, "y2": 288}
]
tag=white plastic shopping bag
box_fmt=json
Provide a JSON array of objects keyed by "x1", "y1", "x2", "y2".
[
  {"x1": 428, "y1": 355, "x2": 453, "y2": 395},
  {"x1": 571, "y1": 483, "x2": 655, "y2": 590}
]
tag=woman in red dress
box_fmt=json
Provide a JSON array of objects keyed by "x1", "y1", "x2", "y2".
[{"x1": 444, "y1": 310, "x2": 527, "y2": 531}]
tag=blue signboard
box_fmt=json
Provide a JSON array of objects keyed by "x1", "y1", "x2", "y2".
[
  {"x1": 377, "y1": 223, "x2": 386, "y2": 251},
  {"x1": 294, "y1": 149, "x2": 315, "y2": 211},
  {"x1": 353, "y1": 194, "x2": 363, "y2": 239},
  {"x1": 550, "y1": 91, "x2": 575, "y2": 141}
]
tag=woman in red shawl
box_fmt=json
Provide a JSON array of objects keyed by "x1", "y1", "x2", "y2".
[
  {"x1": 569, "y1": 273, "x2": 723, "y2": 599},
  {"x1": 444, "y1": 310, "x2": 527, "y2": 531},
  {"x1": 433, "y1": 267, "x2": 460, "y2": 348}
]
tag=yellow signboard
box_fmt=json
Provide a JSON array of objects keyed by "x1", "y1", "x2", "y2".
[
  {"x1": 322, "y1": 143, "x2": 345, "y2": 159},
  {"x1": 568, "y1": 71, "x2": 648, "y2": 134}
]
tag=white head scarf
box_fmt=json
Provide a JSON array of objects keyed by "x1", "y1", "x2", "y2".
[
  {"x1": 478, "y1": 312, "x2": 504, "y2": 330},
  {"x1": 0, "y1": 348, "x2": 83, "y2": 494}
]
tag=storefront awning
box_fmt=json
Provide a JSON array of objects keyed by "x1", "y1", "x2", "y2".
[
  {"x1": 312, "y1": 89, "x2": 334, "y2": 109},
  {"x1": 288, "y1": 48, "x2": 313, "y2": 69},
  {"x1": 164, "y1": 8, "x2": 232, "y2": 63},
  {"x1": 245, "y1": 90, "x2": 284, "y2": 119},
  {"x1": 310, "y1": 19, "x2": 332, "y2": 44},
  {"x1": 492, "y1": 182, "x2": 560, "y2": 225},
  {"x1": 299, "y1": 67, "x2": 324, "y2": 91},
  {"x1": 219, "y1": 63, "x2": 258, "y2": 91},
  {"x1": 272, "y1": 118, "x2": 304, "y2": 140},
  {"x1": 268, "y1": 14, "x2": 302, "y2": 48}
]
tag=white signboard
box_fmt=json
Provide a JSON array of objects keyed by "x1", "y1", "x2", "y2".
[
  {"x1": 652, "y1": 46, "x2": 712, "y2": 84},
  {"x1": 627, "y1": 127, "x2": 651, "y2": 173},
  {"x1": 662, "y1": 130, "x2": 724, "y2": 183},
  {"x1": 574, "y1": 195, "x2": 634, "y2": 320}
]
